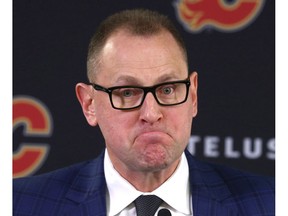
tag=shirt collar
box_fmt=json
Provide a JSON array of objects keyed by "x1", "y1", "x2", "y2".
[
  {"x1": 104, "y1": 150, "x2": 191, "y2": 215},
  {"x1": 153, "y1": 153, "x2": 190, "y2": 214}
]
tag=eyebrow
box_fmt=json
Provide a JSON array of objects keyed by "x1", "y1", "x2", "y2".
[
  {"x1": 113, "y1": 73, "x2": 183, "y2": 86},
  {"x1": 114, "y1": 75, "x2": 141, "y2": 86}
]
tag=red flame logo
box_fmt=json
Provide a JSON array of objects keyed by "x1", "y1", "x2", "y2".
[{"x1": 175, "y1": 0, "x2": 265, "y2": 32}]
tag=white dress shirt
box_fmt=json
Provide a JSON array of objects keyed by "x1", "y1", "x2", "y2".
[{"x1": 104, "y1": 150, "x2": 193, "y2": 215}]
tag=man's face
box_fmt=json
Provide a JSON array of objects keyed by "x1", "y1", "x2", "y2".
[{"x1": 79, "y1": 30, "x2": 197, "y2": 176}]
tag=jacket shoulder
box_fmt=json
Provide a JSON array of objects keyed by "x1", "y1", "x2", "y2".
[
  {"x1": 185, "y1": 150, "x2": 275, "y2": 193},
  {"x1": 185, "y1": 150, "x2": 275, "y2": 215},
  {"x1": 14, "y1": 160, "x2": 88, "y2": 194},
  {"x1": 215, "y1": 163, "x2": 275, "y2": 214},
  {"x1": 13, "y1": 158, "x2": 101, "y2": 216}
]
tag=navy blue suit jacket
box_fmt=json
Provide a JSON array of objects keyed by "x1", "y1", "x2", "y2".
[{"x1": 13, "y1": 150, "x2": 275, "y2": 215}]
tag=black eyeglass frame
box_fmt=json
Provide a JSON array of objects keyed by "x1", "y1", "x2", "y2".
[{"x1": 89, "y1": 78, "x2": 191, "y2": 110}]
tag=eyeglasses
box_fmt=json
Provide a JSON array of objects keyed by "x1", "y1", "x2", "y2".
[{"x1": 89, "y1": 78, "x2": 191, "y2": 110}]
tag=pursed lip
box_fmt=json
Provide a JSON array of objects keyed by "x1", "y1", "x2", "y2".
[
  {"x1": 134, "y1": 128, "x2": 170, "y2": 144},
  {"x1": 136, "y1": 127, "x2": 168, "y2": 136}
]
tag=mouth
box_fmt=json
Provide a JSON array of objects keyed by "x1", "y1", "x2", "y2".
[{"x1": 135, "y1": 130, "x2": 170, "y2": 145}]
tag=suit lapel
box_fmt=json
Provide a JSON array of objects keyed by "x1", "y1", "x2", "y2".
[
  {"x1": 64, "y1": 151, "x2": 107, "y2": 216},
  {"x1": 185, "y1": 150, "x2": 237, "y2": 216}
]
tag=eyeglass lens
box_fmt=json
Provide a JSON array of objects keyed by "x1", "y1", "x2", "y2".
[{"x1": 111, "y1": 82, "x2": 188, "y2": 109}]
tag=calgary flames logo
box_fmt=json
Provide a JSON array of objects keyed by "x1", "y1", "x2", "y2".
[
  {"x1": 13, "y1": 96, "x2": 52, "y2": 178},
  {"x1": 174, "y1": 0, "x2": 265, "y2": 32}
]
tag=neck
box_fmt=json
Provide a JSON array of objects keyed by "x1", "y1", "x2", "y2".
[{"x1": 114, "y1": 159, "x2": 180, "y2": 192}]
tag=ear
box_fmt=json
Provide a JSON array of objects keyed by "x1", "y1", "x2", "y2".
[
  {"x1": 75, "y1": 83, "x2": 98, "y2": 126},
  {"x1": 189, "y1": 71, "x2": 198, "y2": 117}
]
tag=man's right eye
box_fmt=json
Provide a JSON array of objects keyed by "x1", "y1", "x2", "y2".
[{"x1": 121, "y1": 89, "x2": 134, "y2": 97}]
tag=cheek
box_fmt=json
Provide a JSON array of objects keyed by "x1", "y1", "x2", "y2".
[
  {"x1": 97, "y1": 109, "x2": 136, "y2": 145},
  {"x1": 169, "y1": 107, "x2": 193, "y2": 141}
]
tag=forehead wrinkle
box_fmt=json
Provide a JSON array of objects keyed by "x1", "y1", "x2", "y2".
[{"x1": 113, "y1": 71, "x2": 184, "y2": 87}]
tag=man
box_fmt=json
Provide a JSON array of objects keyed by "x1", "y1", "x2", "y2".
[{"x1": 13, "y1": 9, "x2": 275, "y2": 216}]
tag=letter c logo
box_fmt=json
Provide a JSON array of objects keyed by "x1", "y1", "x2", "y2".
[{"x1": 13, "y1": 96, "x2": 52, "y2": 178}]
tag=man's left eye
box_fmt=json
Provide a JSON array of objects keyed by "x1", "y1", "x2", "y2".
[{"x1": 163, "y1": 87, "x2": 173, "y2": 94}]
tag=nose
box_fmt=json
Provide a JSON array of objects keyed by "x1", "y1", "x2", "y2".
[{"x1": 139, "y1": 92, "x2": 163, "y2": 123}]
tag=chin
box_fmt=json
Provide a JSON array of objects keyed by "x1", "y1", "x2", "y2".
[{"x1": 140, "y1": 150, "x2": 171, "y2": 170}]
